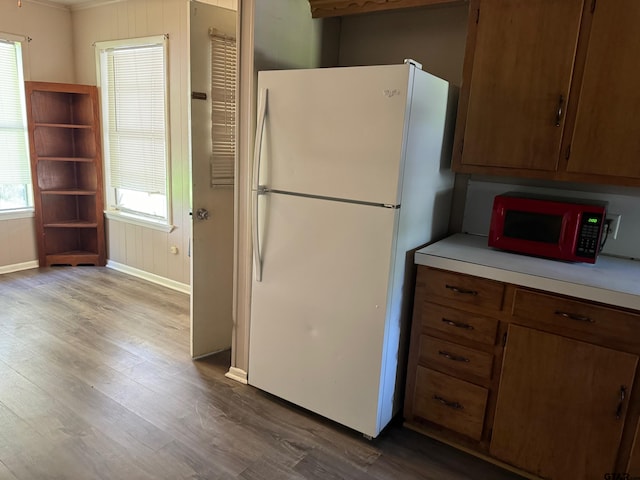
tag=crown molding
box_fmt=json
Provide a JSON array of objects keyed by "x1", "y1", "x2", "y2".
[
  {"x1": 68, "y1": 0, "x2": 127, "y2": 12},
  {"x1": 22, "y1": 0, "x2": 70, "y2": 11}
]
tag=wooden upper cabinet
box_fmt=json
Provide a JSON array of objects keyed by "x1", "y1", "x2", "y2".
[
  {"x1": 454, "y1": 0, "x2": 585, "y2": 172},
  {"x1": 491, "y1": 325, "x2": 638, "y2": 479},
  {"x1": 308, "y1": 0, "x2": 465, "y2": 18},
  {"x1": 565, "y1": 0, "x2": 640, "y2": 179},
  {"x1": 454, "y1": 0, "x2": 640, "y2": 185}
]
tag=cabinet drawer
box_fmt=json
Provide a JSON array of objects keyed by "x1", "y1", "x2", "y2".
[
  {"x1": 419, "y1": 336, "x2": 494, "y2": 380},
  {"x1": 512, "y1": 289, "x2": 640, "y2": 346},
  {"x1": 413, "y1": 366, "x2": 488, "y2": 441},
  {"x1": 420, "y1": 268, "x2": 505, "y2": 312},
  {"x1": 420, "y1": 302, "x2": 499, "y2": 345}
]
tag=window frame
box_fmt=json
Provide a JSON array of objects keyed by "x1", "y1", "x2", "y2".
[
  {"x1": 0, "y1": 32, "x2": 33, "y2": 219},
  {"x1": 95, "y1": 34, "x2": 173, "y2": 231}
]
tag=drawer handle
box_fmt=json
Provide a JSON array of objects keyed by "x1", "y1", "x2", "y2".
[
  {"x1": 433, "y1": 395, "x2": 463, "y2": 410},
  {"x1": 441, "y1": 318, "x2": 475, "y2": 330},
  {"x1": 554, "y1": 310, "x2": 594, "y2": 323},
  {"x1": 445, "y1": 284, "x2": 478, "y2": 296},
  {"x1": 438, "y1": 350, "x2": 470, "y2": 363},
  {"x1": 616, "y1": 386, "x2": 627, "y2": 420}
]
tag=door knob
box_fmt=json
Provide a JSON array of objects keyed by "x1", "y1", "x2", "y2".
[{"x1": 195, "y1": 208, "x2": 210, "y2": 220}]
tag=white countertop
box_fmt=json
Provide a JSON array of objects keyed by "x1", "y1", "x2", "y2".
[{"x1": 415, "y1": 233, "x2": 640, "y2": 311}]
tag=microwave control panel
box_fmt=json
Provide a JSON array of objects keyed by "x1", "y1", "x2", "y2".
[{"x1": 575, "y1": 213, "x2": 604, "y2": 258}]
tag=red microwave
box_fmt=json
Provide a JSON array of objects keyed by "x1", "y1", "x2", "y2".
[{"x1": 488, "y1": 192, "x2": 608, "y2": 264}]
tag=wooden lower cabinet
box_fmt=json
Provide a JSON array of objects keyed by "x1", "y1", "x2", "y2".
[
  {"x1": 491, "y1": 325, "x2": 637, "y2": 479},
  {"x1": 627, "y1": 422, "x2": 640, "y2": 474},
  {"x1": 405, "y1": 266, "x2": 640, "y2": 479},
  {"x1": 404, "y1": 267, "x2": 501, "y2": 451},
  {"x1": 413, "y1": 367, "x2": 488, "y2": 441},
  {"x1": 420, "y1": 336, "x2": 494, "y2": 381}
]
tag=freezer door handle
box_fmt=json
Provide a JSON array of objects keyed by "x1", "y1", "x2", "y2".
[
  {"x1": 252, "y1": 88, "x2": 268, "y2": 282},
  {"x1": 252, "y1": 87, "x2": 268, "y2": 192}
]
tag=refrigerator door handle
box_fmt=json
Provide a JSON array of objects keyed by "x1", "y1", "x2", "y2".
[
  {"x1": 252, "y1": 88, "x2": 268, "y2": 282},
  {"x1": 252, "y1": 87, "x2": 268, "y2": 192}
]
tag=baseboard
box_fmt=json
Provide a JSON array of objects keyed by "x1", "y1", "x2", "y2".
[
  {"x1": 225, "y1": 367, "x2": 248, "y2": 384},
  {"x1": 0, "y1": 260, "x2": 39, "y2": 275},
  {"x1": 106, "y1": 260, "x2": 191, "y2": 294}
]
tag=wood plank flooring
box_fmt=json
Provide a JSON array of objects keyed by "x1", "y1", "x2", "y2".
[{"x1": 0, "y1": 267, "x2": 524, "y2": 479}]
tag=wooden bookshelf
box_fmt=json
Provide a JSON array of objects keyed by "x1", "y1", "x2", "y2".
[{"x1": 25, "y1": 82, "x2": 106, "y2": 267}]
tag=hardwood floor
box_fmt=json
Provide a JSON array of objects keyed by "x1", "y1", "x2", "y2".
[{"x1": 0, "y1": 267, "x2": 524, "y2": 480}]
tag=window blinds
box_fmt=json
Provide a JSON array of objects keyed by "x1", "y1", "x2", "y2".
[
  {"x1": 0, "y1": 40, "x2": 30, "y2": 186},
  {"x1": 210, "y1": 30, "x2": 237, "y2": 187},
  {"x1": 105, "y1": 42, "x2": 167, "y2": 195}
]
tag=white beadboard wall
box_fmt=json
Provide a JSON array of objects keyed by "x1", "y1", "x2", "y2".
[
  {"x1": 0, "y1": 216, "x2": 38, "y2": 274},
  {"x1": 0, "y1": 0, "x2": 75, "y2": 83},
  {"x1": 0, "y1": 0, "x2": 75, "y2": 272},
  {"x1": 71, "y1": 0, "x2": 226, "y2": 287},
  {"x1": 196, "y1": 0, "x2": 236, "y2": 9},
  {"x1": 0, "y1": 0, "x2": 237, "y2": 280}
]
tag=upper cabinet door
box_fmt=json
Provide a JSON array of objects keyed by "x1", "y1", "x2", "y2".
[
  {"x1": 566, "y1": 0, "x2": 640, "y2": 179},
  {"x1": 455, "y1": 0, "x2": 585, "y2": 171}
]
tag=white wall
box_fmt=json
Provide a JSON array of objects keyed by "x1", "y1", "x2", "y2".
[
  {"x1": 197, "y1": 0, "x2": 236, "y2": 8},
  {"x1": 0, "y1": 0, "x2": 75, "y2": 272},
  {"x1": 0, "y1": 0, "x2": 238, "y2": 283},
  {"x1": 0, "y1": 215, "x2": 37, "y2": 274},
  {"x1": 0, "y1": 1, "x2": 75, "y2": 83},
  {"x1": 72, "y1": 0, "x2": 193, "y2": 287}
]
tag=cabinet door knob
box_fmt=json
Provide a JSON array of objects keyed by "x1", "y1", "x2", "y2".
[
  {"x1": 555, "y1": 94, "x2": 564, "y2": 127},
  {"x1": 616, "y1": 385, "x2": 627, "y2": 420}
]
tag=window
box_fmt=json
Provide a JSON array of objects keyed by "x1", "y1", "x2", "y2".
[
  {"x1": 96, "y1": 35, "x2": 170, "y2": 226},
  {"x1": 0, "y1": 35, "x2": 32, "y2": 212}
]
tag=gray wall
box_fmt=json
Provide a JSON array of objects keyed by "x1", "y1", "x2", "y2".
[{"x1": 338, "y1": 3, "x2": 469, "y2": 85}]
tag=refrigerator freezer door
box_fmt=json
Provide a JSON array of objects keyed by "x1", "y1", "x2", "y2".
[
  {"x1": 248, "y1": 192, "x2": 398, "y2": 438},
  {"x1": 257, "y1": 65, "x2": 412, "y2": 206}
]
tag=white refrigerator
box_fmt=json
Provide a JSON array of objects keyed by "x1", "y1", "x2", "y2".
[{"x1": 248, "y1": 61, "x2": 456, "y2": 438}]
